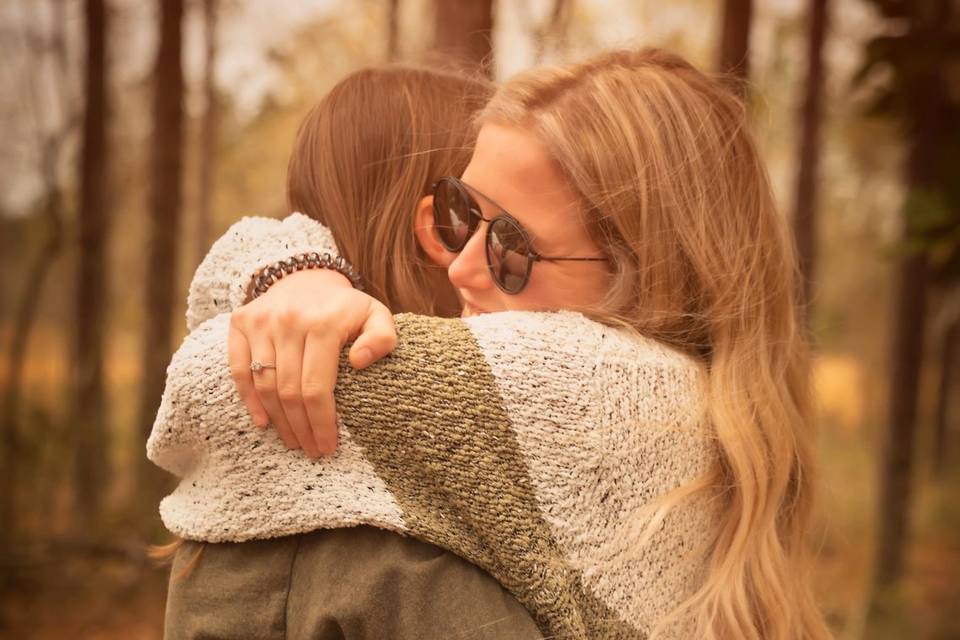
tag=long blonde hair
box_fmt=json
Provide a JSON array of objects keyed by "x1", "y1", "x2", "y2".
[
  {"x1": 288, "y1": 64, "x2": 493, "y2": 316},
  {"x1": 480, "y1": 48, "x2": 829, "y2": 640}
]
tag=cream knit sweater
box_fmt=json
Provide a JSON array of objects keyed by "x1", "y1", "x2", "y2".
[{"x1": 147, "y1": 213, "x2": 718, "y2": 639}]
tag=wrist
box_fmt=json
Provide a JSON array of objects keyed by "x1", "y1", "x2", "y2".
[
  {"x1": 248, "y1": 252, "x2": 363, "y2": 302},
  {"x1": 274, "y1": 268, "x2": 352, "y2": 293}
]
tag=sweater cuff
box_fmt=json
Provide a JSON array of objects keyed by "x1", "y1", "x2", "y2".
[{"x1": 185, "y1": 212, "x2": 338, "y2": 332}]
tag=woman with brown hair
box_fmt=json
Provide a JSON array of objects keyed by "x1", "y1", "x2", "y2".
[
  {"x1": 153, "y1": 47, "x2": 832, "y2": 639},
  {"x1": 153, "y1": 64, "x2": 544, "y2": 639}
]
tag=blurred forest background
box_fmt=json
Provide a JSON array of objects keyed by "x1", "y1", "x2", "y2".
[{"x1": 1, "y1": 0, "x2": 958, "y2": 638}]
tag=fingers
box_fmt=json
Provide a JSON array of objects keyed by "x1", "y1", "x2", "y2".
[
  {"x1": 274, "y1": 329, "x2": 322, "y2": 458},
  {"x1": 227, "y1": 322, "x2": 270, "y2": 428},
  {"x1": 245, "y1": 334, "x2": 302, "y2": 452},
  {"x1": 227, "y1": 283, "x2": 392, "y2": 460},
  {"x1": 301, "y1": 330, "x2": 341, "y2": 455},
  {"x1": 348, "y1": 300, "x2": 398, "y2": 369}
]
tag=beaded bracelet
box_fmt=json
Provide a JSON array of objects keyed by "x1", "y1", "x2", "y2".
[{"x1": 249, "y1": 252, "x2": 364, "y2": 300}]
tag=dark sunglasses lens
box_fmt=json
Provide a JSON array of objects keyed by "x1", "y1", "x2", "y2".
[
  {"x1": 486, "y1": 217, "x2": 532, "y2": 293},
  {"x1": 433, "y1": 179, "x2": 475, "y2": 251}
]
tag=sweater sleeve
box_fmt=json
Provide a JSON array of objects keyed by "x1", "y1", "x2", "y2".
[
  {"x1": 185, "y1": 212, "x2": 339, "y2": 332},
  {"x1": 147, "y1": 309, "x2": 712, "y2": 639}
]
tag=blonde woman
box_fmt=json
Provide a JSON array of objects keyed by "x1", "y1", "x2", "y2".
[{"x1": 150, "y1": 48, "x2": 831, "y2": 639}]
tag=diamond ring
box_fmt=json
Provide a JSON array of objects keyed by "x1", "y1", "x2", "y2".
[{"x1": 250, "y1": 360, "x2": 277, "y2": 372}]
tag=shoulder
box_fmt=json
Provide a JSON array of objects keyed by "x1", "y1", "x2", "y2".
[
  {"x1": 462, "y1": 309, "x2": 607, "y2": 356},
  {"x1": 166, "y1": 314, "x2": 233, "y2": 398},
  {"x1": 388, "y1": 310, "x2": 607, "y2": 386},
  {"x1": 389, "y1": 310, "x2": 706, "y2": 433},
  {"x1": 460, "y1": 310, "x2": 703, "y2": 408},
  {"x1": 186, "y1": 213, "x2": 338, "y2": 330},
  {"x1": 591, "y1": 322, "x2": 706, "y2": 429},
  {"x1": 389, "y1": 310, "x2": 703, "y2": 394},
  {"x1": 214, "y1": 212, "x2": 333, "y2": 248}
]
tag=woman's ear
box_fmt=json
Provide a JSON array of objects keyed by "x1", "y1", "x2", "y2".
[{"x1": 413, "y1": 194, "x2": 455, "y2": 267}]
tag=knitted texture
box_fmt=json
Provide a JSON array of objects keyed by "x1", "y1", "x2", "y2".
[
  {"x1": 148, "y1": 214, "x2": 719, "y2": 639},
  {"x1": 185, "y1": 212, "x2": 337, "y2": 332}
]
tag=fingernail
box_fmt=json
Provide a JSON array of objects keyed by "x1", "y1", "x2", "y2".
[
  {"x1": 312, "y1": 433, "x2": 335, "y2": 456},
  {"x1": 354, "y1": 348, "x2": 373, "y2": 369},
  {"x1": 322, "y1": 438, "x2": 338, "y2": 456}
]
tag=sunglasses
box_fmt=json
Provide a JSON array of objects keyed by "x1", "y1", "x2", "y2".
[{"x1": 431, "y1": 176, "x2": 608, "y2": 294}]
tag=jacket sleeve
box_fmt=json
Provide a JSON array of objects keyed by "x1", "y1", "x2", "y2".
[{"x1": 185, "y1": 212, "x2": 339, "y2": 332}]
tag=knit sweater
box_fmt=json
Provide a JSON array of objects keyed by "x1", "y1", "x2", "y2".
[{"x1": 147, "y1": 213, "x2": 718, "y2": 639}]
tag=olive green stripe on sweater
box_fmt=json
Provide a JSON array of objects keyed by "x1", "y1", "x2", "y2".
[{"x1": 335, "y1": 315, "x2": 644, "y2": 640}]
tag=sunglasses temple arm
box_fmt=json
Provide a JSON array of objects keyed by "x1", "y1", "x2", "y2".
[{"x1": 535, "y1": 255, "x2": 609, "y2": 262}]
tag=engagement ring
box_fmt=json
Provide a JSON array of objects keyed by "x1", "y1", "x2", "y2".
[{"x1": 250, "y1": 360, "x2": 277, "y2": 372}]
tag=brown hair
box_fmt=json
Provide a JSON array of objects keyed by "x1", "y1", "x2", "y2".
[
  {"x1": 288, "y1": 64, "x2": 493, "y2": 316},
  {"x1": 481, "y1": 48, "x2": 829, "y2": 640}
]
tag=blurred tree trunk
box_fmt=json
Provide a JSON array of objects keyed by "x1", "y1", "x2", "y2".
[
  {"x1": 875, "y1": 257, "x2": 929, "y2": 586},
  {"x1": 1, "y1": 163, "x2": 65, "y2": 550},
  {"x1": 0, "y1": 0, "x2": 73, "y2": 550},
  {"x1": 387, "y1": 0, "x2": 400, "y2": 61},
  {"x1": 874, "y1": 0, "x2": 950, "y2": 586},
  {"x1": 138, "y1": 0, "x2": 184, "y2": 490},
  {"x1": 432, "y1": 0, "x2": 494, "y2": 77},
  {"x1": 932, "y1": 318, "x2": 958, "y2": 476},
  {"x1": 195, "y1": 0, "x2": 218, "y2": 267},
  {"x1": 717, "y1": 0, "x2": 752, "y2": 96},
  {"x1": 74, "y1": 0, "x2": 111, "y2": 533},
  {"x1": 792, "y1": 0, "x2": 828, "y2": 325}
]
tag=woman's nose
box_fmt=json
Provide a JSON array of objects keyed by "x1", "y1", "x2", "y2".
[{"x1": 447, "y1": 226, "x2": 492, "y2": 292}]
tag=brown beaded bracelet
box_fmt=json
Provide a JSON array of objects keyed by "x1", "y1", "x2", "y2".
[{"x1": 249, "y1": 252, "x2": 363, "y2": 299}]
